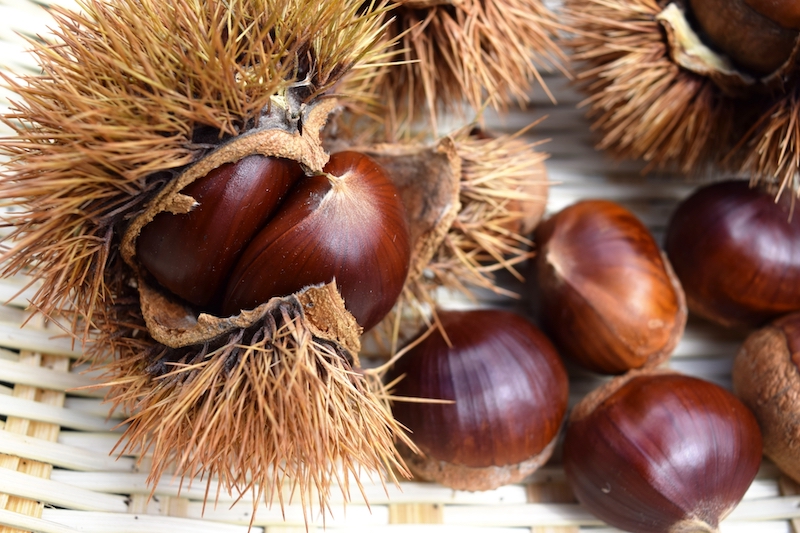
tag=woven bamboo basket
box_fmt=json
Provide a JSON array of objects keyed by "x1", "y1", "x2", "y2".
[{"x1": 1, "y1": 1, "x2": 800, "y2": 532}]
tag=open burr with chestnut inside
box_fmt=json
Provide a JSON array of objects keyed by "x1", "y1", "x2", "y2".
[
  {"x1": 0, "y1": 0, "x2": 477, "y2": 522},
  {"x1": 561, "y1": 0, "x2": 800, "y2": 194},
  {"x1": 564, "y1": 370, "x2": 763, "y2": 533},
  {"x1": 386, "y1": 309, "x2": 569, "y2": 491},
  {"x1": 531, "y1": 199, "x2": 687, "y2": 374},
  {"x1": 132, "y1": 150, "x2": 411, "y2": 333}
]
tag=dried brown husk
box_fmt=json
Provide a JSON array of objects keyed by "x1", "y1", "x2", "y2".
[
  {"x1": 561, "y1": 0, "x2": 735, "y2": 174},
  {"x1": 0, "y1": 0, "x2": 426, "y2": 523},
  {"x1": 358, "y1": 128, "x2": 549, "y2": 356},
  {"x1": 370, "y1": 0, "x2": 568, "y2": 136}
]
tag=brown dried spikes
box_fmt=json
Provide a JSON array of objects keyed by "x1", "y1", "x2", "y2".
[
  {"x1": 97, "y1": 285, "x2": 411, "y2": 524},
  {"x1": 362, "y1": 129, "x2": 548, "y2": 356},
  {"x1": 373, "y1": 0, "x2": 566, "y2": 136},
  {"x1": 0, "y1": 0, "x2": 391, "y2": 331},
  {"x1": 427, "y1": 129, "x2": 547, "y2": 298},
  {"x1": 733, "y1": 88, "x2": 800, "y2": 199},
  {"x1": 562, "y1": 0, "x2": 732, "y2": 173}
]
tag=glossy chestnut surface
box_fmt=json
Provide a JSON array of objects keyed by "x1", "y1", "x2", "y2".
[
  {"x1": 688, "y1": 0, "x2": 799, "y2": 75},
  {"x1": 533, "y1": 200, "x2": 686, "y2": 374},
  {"x1": 387, "y1": 309, "x2": 569, "y2": 490},
  {"x1": 664, "y1": 180, "x2": 800, "y2": 328},
  {"x1": 744, "y1": 0, "x2": 800, "y2": 29},
  {"x1": 137, "y1": 155, "x2": 304, "y2": 307},
  {"x1": 222, "y1": 151, "x2": 411, "y2": 331},
  {"x1": 564, "y1": 372, "x2": 762, "y2": 533},
  {"x1": 733, "y1": 312, "x2": 800, "y2": 484}
]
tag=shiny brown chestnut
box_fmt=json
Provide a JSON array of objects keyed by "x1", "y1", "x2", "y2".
[
  {"x1": 533, "y1": 200, "x2": 687, "y2": 375},
  {"x1": 564, "y1": 370, "x2": 763, "y2": 533},
  {"x1": 688, "y1": 0, "x2": 799, "y2": 76},
  {"x1": 733, "y1": 312, "x2": 800, "y2": 484},
  {"x1": 222, "y1": 151, "x2": 411, "y2": 331},
  {"x1": 664, "y1": 180, "x2": 800, "y2": 329},
  {"x1": 386, "y1": 309, "x2": 569, "y2": 491},
  {"x1": 137, "y1": 155, "x2": 304, "y2": 308},
  {"x1": 744, "y1": 0, "x2": 800, "y2": 29}
]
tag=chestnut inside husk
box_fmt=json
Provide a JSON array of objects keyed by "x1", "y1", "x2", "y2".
[{"x1": 134, "y1": 147, "x2": 412, "y2": 332}]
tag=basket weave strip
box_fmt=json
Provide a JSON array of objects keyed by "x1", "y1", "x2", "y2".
[{"x1": 0, "y1": 352, "x2": 69, "y2": 533}]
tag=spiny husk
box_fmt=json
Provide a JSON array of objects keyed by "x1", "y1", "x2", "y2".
[
  {"x1": 0, "y1": 0, "x2": 392, "y2": 333},
  {"x1": 97, "y1": 282, "x2": 411, "y2": 523},
  {"x1": 733, "y1": 88, "x2": 800, "y2": 199},
  {"x1": 0, "y1": 0, "x2": 411, "y2": 521},
  {"x1": 372, "y1": 0, "x2": 567, "y2": 136},
  {"x1": 561, "y1": 0, "x2": 734, "y2": 173},
  {"x1": 362, "y1": 129, "x2": 548, "y2": 356},
  {"x1": 426, "y1": 128, "x2": 547, "y2": 297}
]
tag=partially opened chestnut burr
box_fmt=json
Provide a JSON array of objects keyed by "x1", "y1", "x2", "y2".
[{"x1": 561, "y1": 0, "x2": 800, "y2": 194}]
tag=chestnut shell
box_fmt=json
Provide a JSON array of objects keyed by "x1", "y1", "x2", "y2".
[
  {"x1": 387, "y1": 309, "x2": 569, "y2": 489},
  {"x1": 222, "y1": 151, "x2": 411, "y2": 331},
  {"x1": 564, "y1": 372, "x2": 762, "y2": 533},
  {"x1": 533, "y1": 200, "x2": 686, "y2": 374},
  {"x1": 688, "y1": 0, "x2": 799, "y2": 76},
  {"x1": 137, "y1": 155, "x2": 303, "y2": 308},
  {"x1": 744, "y1": 0, "x2": 800, "y2": 29},
  {"x1": 664, "y1": 180, "x2": 800, "y2": 328}
]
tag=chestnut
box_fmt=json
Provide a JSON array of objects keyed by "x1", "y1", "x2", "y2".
[
  {"x1": 733, "y1": 312, "x2": 800, "y2": 484},
  {"x1": 222, "y1": 151, "x2": 411, "y2": 331},
  {"x1": 136, "y1": 155, "x2": 304, "y2": 308},
  {"x1": 533, "y1": 200, "x2": 687, "y2": 375},
  {"x1": 136, "y1": 150, "x2": 411, "y2": 332},
  {"x1": 386, "y1": 309, "x2": 569, "y2": 491},
  {"x1": 744, "y1": 0, "x2": 800, "y2": 29},
  {"x1": 564, "y1": 370, "x2": 763, "y2": 533},
  {"x1": 687, "y1": 0, "x2": 799, "y2": 76},
  {"x1": 664, "y1": 180, "x2": 800, "y2": 328}
]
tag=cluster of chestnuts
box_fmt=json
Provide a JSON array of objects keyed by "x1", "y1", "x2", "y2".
[
  {"x1": 387, "y1": 178, "x2": 800, "y2": 533},
  {"x1": 134, "y1": 151, "x2": 411, "y2": 332},
  {"x1": 4, "y1": 0, "x2": 800, "y2": 530}
]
